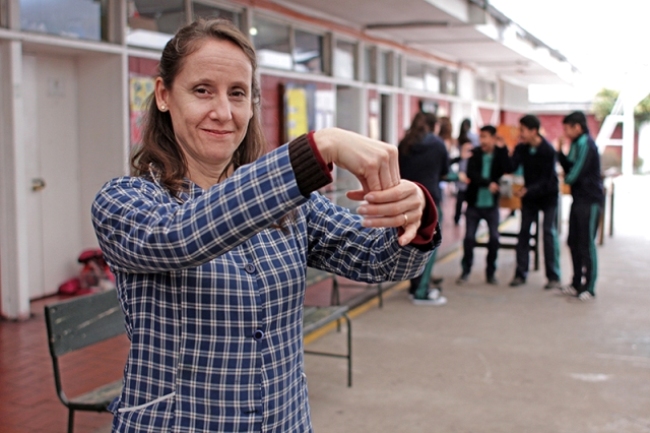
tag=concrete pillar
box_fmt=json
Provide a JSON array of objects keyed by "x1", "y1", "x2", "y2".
[{"x1": 0, "y1": 41, "x2": 31, "y2": 319}]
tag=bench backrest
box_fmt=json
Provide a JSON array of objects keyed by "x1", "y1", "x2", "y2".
[{"x1": 44, "y1": 289, "x2": 125, "y2": 358}]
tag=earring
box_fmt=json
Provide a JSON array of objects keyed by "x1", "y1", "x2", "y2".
[{"x1": 160, "y1": 105, "x2": 167, "y2": 111}]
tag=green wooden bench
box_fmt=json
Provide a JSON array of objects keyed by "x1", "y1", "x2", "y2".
[
  {"x1": 304, "y1": 267, "x2": 354, "y2": 386},
  {"x1": 306, "y1": 267, "x2": 384, "y2": 308},
  {"x1": 44, "y1": 289, "x2": 124, "y2": 433},
  {"x1": 303, "y1": 305, "x2": 352, "y2": 387}
]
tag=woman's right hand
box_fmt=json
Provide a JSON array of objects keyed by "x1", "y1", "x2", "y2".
[{"x1": 313, "y1": 128, "x2": 400, "y2": 193}]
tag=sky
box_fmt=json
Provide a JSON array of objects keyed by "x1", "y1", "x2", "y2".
[{"x1": 489, "y1": 0, "x2": 650, "y2": 101}]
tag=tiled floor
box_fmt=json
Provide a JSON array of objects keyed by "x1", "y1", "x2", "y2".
[{"x1": 0, "y1": 195, "x2": 466, "y2": 433}]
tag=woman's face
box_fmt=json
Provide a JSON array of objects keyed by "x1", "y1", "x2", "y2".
[{"x1": 155, "y1": 38, "x2": 253, "y2": 175}]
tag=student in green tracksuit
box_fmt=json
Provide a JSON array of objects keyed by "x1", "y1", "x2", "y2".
[
  {"x1": 558, "y1": 111, "x2": 604, "y2": 301},
  {"x1": 508, "y1": 115, "x2": 561, "y2": 290}
]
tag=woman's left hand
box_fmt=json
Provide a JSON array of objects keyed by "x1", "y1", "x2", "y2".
[{"x1": 350, "y1": 180, "x2": 426, "y2": 246}]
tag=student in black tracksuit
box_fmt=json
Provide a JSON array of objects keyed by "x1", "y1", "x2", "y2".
[
  {"x1": 399, "y1": 111, "x2": 449, "y2": 306},
  {"x1": 457, "y1": 125, "x2": 510, "y2": 285},
  {"x1": 509, "y1": 115, "x2": 561, "y2": 289},
  {"x1": 558, "y1": 111, "x2": 604, "y2": 300}
]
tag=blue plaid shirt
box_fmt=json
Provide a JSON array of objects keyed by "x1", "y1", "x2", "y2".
[{"x1": 92, "y1": 144, "x2": 436, "y2": 432}]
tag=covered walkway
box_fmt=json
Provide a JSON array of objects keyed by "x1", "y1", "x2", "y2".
[{"x1": 305, "y1": 176, "x2": 650, "y2": 433}]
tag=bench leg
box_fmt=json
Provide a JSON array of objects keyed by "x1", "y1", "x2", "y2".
[
  {"x1": 331, "y1": 277, "x2": 343, "y2": 333},
  {"x1": 68, "y1": 409, "x2": 75, "y2": 433},
  {"x1": 343, "y1": 313, "x2": 352, "y2": 388}
]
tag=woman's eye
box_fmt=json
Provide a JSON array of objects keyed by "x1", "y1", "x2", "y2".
[
  {"x1": 195, "y1": 87, "x2": 209, "y2": 95},
  {"x1": 231, "y1": 90, "x2": 246, "y2": 98}
]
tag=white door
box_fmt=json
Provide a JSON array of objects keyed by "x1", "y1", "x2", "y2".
[{"x1": 23, "y1": 54, "x2": 82, "y2": 299}]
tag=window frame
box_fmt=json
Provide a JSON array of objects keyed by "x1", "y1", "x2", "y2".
[
  {"x1": 252, "y1": 12, "x2": 329, "y2": 75},
  {"x1": 332, "y1": 35, "x2": 358, "y2": 81}
]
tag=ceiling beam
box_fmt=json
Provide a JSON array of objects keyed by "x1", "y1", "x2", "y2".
[
  {"x1": 365, "y1": 20, "x2": 451, "y2": 30},
  {"x1": 408, "y1": 38, "x2": 495, "y2": 45}
]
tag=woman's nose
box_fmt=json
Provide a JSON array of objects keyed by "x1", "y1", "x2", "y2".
[{"x1": 210, "y1": 93, "x2": 232, "y2": 121}]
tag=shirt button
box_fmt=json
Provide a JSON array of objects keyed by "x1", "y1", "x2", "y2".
[
  {"x1": 244, "y1": 264, "x2": 256, "y2": 274},
  {"x1": 254, "y1": 330, "x2": 264, "y2": 341}
]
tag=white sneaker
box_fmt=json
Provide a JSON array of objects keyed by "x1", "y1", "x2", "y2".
[
  {"x1": 412, "y1": 288, "x2": 448, "y2": 306},
  {"x1": 408, "y1": 288, "x2": 441, "y2": 301},
  {"x1": 560, "y1": 285, "x2": 578, "y2": 296},
  {"x1": 577, "y1": 291, "x2": 595, "y2": 301}
]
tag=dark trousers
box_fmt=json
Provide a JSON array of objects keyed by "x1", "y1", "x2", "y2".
[
  {"x1": 568, "y1": 201, "x2": 601, "y2": 295},
  {"x1": 462, "y1": 205, "x2": 500, "y2": 278},
  {"x1": 515, "y1": 201, "x2": 561, "y2": 282},
  {"x1": 454, "y1": 190, "x2": 466, "y2": 224},
  {"x1": 410, "y1": 206, "x2": 442, "y2": 297}
]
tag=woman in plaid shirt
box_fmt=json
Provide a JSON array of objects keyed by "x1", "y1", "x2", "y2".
[{"x1": 92, "y1": 19, "x2": 439, "y2": 433}]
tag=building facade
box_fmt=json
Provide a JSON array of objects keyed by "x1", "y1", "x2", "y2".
[{"x1": 0, "y1": 0, "x2": 576, "y2": 319}]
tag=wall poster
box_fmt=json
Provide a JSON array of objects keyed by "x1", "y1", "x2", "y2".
[
  {"x1": 129, "y1": 75, "x2": 155, "y2": 147},
  {"x1": 283, "y1": 83, "x2": 316, "y2": 142}
]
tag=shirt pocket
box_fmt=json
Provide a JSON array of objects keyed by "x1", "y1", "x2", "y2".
[{"x1": 117, "y1": 392, "x2": 176, "y2": 432}]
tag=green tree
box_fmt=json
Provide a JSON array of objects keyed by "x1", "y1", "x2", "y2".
[{"x1": 593, "y1": 88, "x2": 650, "y2": 125}]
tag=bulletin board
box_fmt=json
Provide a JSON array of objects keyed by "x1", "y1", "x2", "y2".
[
  {"x1": 282, "y1": 83, "x2": 316, "y2": 142},
  {"x1": 129, "y1": 75, "x2": 155, "y2": 147}
]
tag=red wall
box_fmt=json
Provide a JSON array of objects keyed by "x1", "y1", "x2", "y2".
[
  {"x1": 500, "y1": 110, "x2": 526, "y2": 127},
  {"x1": 538, "y1": 114, "x2": 602, "y2": 144},
  {"x1": 260, "y1": 74, "x2": 333, "y2": 150},
  {"x1": 478, "y1": 107, "x2": 495, "y2": 126},
  {"x1": 129, "y1": 57, "x2": 158, "y2": 76}
]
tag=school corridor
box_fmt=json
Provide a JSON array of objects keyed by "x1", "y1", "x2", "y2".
[
  {"x1": 305, "y1": 175, "x2": 650, "y2": 433},
  {"x1": 1, "y1": 177, "x2": 649, "y2": 433}
]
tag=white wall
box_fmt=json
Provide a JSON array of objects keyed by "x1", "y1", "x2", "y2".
[
  {"x1": 501, "y1": 79, "x2": 529, "y2": 112},
  {"x1": 78, "y1": 53, "x2": 128, "y2": 248},
  {"x1": 457, "y1": 69, "x2": 475, "y2": 100},
  {"x1": 638, "y1": 122, "x2": 650, "y2": 173}
]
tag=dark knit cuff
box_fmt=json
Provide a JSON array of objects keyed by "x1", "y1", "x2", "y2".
[
  {"x1": 397, "y1": 183, "x2": 439, "y2": 248},
  {"x1": 289, "y1": 133, "x2": 333, "y2": 197}
]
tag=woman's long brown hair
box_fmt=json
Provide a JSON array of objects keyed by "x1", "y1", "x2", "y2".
[
  {"x1": 131, "y1": 19, "x2": 267, "y2": 197},
  {"x1": 398, "y1": 112, "x2": 437, "y2": 155}
]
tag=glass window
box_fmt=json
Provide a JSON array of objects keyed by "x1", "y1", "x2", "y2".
[
  {"x1": 293, "y1": 29, "x2": 323, "y2": 73},
  {"x1": 253, "y1": 17, "x2": 292, "y2": 70},
  {"x1": 396, "y1": 54, "x2": 403, "y2": 87},
  {"x1": 364, "y1": 46, "x2": 374, "y2": 83},
  {"x1": 404, "y1": 60, "x2": 424, "y2": 90},
  {"x1": 446, "y1": 70, "x2": 458, "y2": 95},
  {"x1": 127, "y1": 0, "x2": 186, "y2": 50},
  {"x1": 192, "y1": 2, "x2": 240, "y2": 27},
  {"x1": 424, "y1": 66, "x2": 440, "y2": 93},
  {"x1": 377, "y1": 51, "x2": 392, "y2": 85},
  {"x1": 440, "y1": 69, "x2": 458, "y2": 95},
  {"x1": 476, "y1": 78, "x2": 497, "y2": 102},
  {"x1": 1, "y1": 0, "x2": 8, "y2": 28},
  {"x1": 20, "y1": 0, "x2": 104, "y2": 41},
  {"x1": 334, "y1": 39, "x2": 356, "y2": 80}
]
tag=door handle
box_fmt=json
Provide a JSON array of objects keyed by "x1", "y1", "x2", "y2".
[{"x1": 31, "y1": 178, "x2": 46, "y2": 192}]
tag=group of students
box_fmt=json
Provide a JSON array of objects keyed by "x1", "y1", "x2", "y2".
[{"x1": 398, "y1": 111, "x2": 604, "y2": 306}]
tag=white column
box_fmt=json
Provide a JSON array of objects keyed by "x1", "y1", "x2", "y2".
[
  {"x1": 0, "y1": 41, "x2": 31, "y2": 319},
  {"x1": 622, "y1": 89, "x2": 636, "y2": 176}
]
